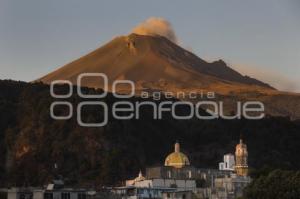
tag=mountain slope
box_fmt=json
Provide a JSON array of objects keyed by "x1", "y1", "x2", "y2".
[
  {"x1": 39, "y1": 34, "x2": 272, "y2": 90},
  {"x1": 38, "y1": 34, "x2": 300, "y2": 119}
]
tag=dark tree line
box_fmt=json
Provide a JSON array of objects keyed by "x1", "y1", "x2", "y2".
[{"x1": 244, "y1": 169, "x2": 300, "y2": 199}]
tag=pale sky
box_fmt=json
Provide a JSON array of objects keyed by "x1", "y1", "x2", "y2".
[{"x1": 0, "y1": 0, "x2": 299, "y2": 92}]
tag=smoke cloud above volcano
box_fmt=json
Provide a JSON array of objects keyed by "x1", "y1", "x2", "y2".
[{"x1": 132, "y1": 17, "x2": 178, "y2": 44}]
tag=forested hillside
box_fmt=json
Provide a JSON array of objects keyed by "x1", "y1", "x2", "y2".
[{"x1": 0, "y1": 80, "x2": 300, "y2": 187}]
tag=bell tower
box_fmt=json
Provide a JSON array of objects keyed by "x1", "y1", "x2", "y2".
[{"x1": 235, "y1": 139, "x2": 249, "y2": 176}]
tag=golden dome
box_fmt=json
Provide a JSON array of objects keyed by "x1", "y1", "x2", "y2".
[{"x1": 164, "y1": 142, "x2": 190, "y2": 168}]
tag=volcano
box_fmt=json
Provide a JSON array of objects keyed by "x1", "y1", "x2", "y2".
[
  {"x1": 38, "y1": 33, "x2": 300, "y2": 119},
  {"x1": 39, "y1": 34, "x2": 272, "y2": 91}
]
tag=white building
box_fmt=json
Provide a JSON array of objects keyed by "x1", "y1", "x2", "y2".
[
  {"x1": 5, "y1": 180, "x2": 94, "y2": 199},
  {"x1": 6, "y1": 187, "x2": 90, "y2": 199},
  {"x1": 126, "y1": 171, "x2": 196, "y2": 192},
  {"x1": 219, "y1": 154, "x2": 235, "y2": 171},
  {"x1": 112, "y1": 186, "x2": 177, "y2": 199},
  {"x1": 213, "y1": 173, "x2": 251, "y2": 199},
  {"x1": 116, "y1": 170, "x2": 195, "y2": 198}
]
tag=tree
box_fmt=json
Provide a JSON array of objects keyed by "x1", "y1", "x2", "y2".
[{"x1": 244, "y1": 170, "x2": 300, "y2": 199}]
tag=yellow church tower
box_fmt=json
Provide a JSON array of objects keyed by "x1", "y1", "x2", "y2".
[{"x1": 235, "y1": 139, "x2": 249, "y2": 176}]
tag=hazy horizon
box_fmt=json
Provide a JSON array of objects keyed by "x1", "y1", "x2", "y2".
[{"x1": 1, "y1": 0, "x2": 299, "y2": 92}]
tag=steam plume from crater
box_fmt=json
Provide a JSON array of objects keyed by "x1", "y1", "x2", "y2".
[{"x1": 132, "y1": 17, "x2": 178, "y2": 44}]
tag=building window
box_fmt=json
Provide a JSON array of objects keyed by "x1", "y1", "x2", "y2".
[
  {"x1": 61, "y1": 193, "x2": 70, "y2": 199},
  {"x1": 167, "y1": 171, "x2": 172, "y2": 178},
  {"x1": 78, "y1": 193, "x2": 86, "y2": 199},
  {"x1": 188, "y1": 170, "x2": 192, "y2": 178},
  {"x1": 170, "y1": 184, "x2": 177, "y2": 188},
  {"x1": 19, "y1": 193, "x2": 32, "y2": 199},
  {"x1": 44, "y1": 193, "x2": 53, "y2": 199},
  {"x1": 137, "y1": 189, "x2": 144, "y2": 195}
]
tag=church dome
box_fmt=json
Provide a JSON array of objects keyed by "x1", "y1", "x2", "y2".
[{"x1": 164, "y1": 142, "x2": 190, "y2": 168}]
